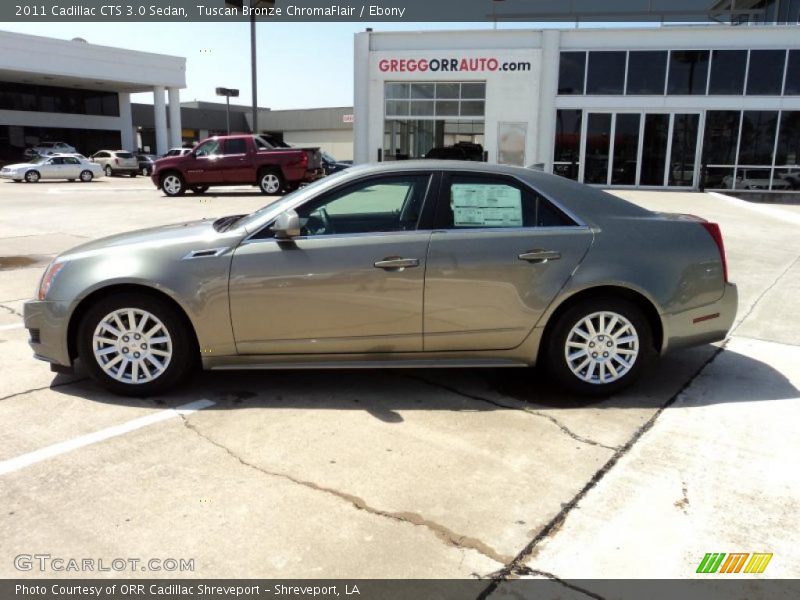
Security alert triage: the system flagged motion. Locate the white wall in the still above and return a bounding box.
[284,129,354,161]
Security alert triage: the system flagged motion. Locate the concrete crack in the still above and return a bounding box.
[476,338,729,593]
[498,567,607,600]
[732,254,800,333]
[0,304,23,318]
[0,378,88,403]
[179,413,511,566]
[406,375,618,451]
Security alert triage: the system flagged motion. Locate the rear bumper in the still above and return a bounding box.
[661,283,738,353]
[303,168,325,182]
[23,299,72,368]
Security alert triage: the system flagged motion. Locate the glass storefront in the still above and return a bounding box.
[382,82,486,161]
[0,125,122,165]
[553,108,800,190]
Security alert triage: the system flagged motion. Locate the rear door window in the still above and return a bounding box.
[223,139,248,155]
[436,174,575,229]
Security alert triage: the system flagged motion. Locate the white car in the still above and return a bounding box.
[90,150,140,177]
[23,141,77,158]
[722,169,791,190]
[1,154,104,183]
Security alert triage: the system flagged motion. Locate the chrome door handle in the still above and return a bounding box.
[518,249,561,263]
[374,257,420,271]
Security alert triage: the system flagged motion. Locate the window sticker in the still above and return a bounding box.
[451,183,523,227]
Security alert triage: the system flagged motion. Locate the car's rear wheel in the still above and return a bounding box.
[104,165,113,177]
[544,297,652,396]
[77,293,196,396]
[24,170,40,183]
[161,172,186,196]
[259,169,283,195]
[80,170,93,182]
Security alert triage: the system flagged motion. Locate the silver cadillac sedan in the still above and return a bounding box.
[24,162,737,396]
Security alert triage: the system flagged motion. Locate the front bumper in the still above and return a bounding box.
[661,282,738,353]
[23,299,72,368]
[0,171,20,179]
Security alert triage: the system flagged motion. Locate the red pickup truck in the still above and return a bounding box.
[151,134,324,196]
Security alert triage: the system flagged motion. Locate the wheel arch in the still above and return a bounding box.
[67,283,199,361]
[536,285,664,365]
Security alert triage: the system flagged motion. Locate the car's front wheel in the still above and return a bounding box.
[80,170,93,182]
[77,293,196,396]
[544,297,652,396]
[161,172,186,196]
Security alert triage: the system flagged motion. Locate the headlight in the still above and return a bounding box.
[37,261,65,300]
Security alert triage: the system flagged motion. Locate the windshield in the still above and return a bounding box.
[322,152,337,163]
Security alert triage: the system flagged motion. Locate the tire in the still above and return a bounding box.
[104,165,113,177]
[161,172,186,197]
[24,170,40,183]
[543,296,653,396]
[80,170,93,183]
[141,167,150,177]
[258,169,284,195]
[77,292,197,396]
[191,186,209,194]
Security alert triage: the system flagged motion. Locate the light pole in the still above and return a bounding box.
[225,1,275,135]
[215,87,240,135]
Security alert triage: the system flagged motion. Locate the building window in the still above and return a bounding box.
[611,114,641,185]
[586,51,626,95]
[0,81,119,116]
[584,113,612,184]
[739,111,779,165]
[783,50,800,95]
[553,110,582,180]
[703,111,741,166]
[776,111,800,165]
[384,82,485,119]
[746,50,786,95]
[558,52,586,95]
[667,51,710,95]
[626,51,667,95]
[708,50,747,95]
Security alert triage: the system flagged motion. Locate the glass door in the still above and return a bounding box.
[668,113,700,187]
[640,114,670,186]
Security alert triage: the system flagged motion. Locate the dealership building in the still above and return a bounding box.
[0,29,186,163]
[354,25,800,190]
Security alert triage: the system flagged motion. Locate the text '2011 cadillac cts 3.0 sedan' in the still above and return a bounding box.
[24,162,737,396]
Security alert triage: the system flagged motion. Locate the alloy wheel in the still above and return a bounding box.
[564,311,639,385]
[92,308,173,384]
[162,175,183,195]
[261,173,280,194]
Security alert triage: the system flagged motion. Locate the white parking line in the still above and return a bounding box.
[708,192,800,226]
[0,323,24,331]
[0,399,215,476]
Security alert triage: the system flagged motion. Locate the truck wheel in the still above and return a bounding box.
[259,169,283,195]
[161,173,186,196]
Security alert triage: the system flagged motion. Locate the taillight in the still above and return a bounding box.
[299,152,308,168]
[701,221,728,283]
[114,158,120,166]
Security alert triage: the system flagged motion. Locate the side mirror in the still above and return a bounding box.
[271,209,301,239]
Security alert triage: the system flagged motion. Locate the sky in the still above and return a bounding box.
[0,21,650,110]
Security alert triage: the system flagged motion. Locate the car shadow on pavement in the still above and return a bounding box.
[50,343,799,423]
